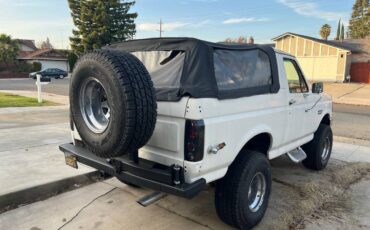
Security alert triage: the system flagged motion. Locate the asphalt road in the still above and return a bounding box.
[332,103,370,141]
[1,78,369,141]
[0,78,70,96]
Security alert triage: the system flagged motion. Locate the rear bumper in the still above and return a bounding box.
[59,143,206,198]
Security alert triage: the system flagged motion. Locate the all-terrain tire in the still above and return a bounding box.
[302,124,333,170]
[70,50,157,157]
[215,150,271,230]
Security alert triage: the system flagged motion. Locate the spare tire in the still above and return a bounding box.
[70,50,157,157]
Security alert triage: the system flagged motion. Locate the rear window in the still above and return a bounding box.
[131,51,185,89]
[213,49,272,91]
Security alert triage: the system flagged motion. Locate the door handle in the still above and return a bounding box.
[289,99,296,105]
[303,93,310,98]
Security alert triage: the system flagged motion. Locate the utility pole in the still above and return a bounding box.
[157,19,164,38]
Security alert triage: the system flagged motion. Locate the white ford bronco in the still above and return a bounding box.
[60,38,333,229]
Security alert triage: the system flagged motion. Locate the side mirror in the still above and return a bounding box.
[312,82,323,94]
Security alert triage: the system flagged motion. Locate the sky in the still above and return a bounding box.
[0,0,354,49]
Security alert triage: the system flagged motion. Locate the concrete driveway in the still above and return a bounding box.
[1,156,369,230]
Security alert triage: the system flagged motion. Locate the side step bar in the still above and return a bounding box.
[287,147,307,163]
[137,191,167,207]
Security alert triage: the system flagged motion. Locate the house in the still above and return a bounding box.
[16,39,69,72]
[272,32,370,83]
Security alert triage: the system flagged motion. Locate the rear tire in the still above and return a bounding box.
[70,50,157,157]
[302,124,333,170]
[215,150,271,230]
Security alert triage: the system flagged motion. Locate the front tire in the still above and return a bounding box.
[215,150,271,230]
[302,124,333,170]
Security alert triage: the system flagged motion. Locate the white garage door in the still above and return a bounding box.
[38,60,69,72]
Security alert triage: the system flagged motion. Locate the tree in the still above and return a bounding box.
[68,52,78,72]
[320,24,331,40]
[340,24,345,40]
[335,19,341,40]
[224,36,251,43]
[39,37,53,49]
[68,0,137,54]
[349,0,370,39]
[0,33,19,68]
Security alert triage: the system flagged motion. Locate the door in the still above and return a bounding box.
[283,58,311,143]
[43,69,52,77]
[50,69,58,77]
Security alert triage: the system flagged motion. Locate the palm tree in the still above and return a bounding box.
[320,24,331,40]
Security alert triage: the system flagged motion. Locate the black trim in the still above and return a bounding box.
[105,37,280,101]
[59,143,206,198]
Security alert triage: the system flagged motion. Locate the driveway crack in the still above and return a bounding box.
[338,85,366,99]
[57,187,116,230]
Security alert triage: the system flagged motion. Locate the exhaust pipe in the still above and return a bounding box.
[137,191,167,207]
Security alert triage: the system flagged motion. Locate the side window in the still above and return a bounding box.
[213,49,272,90]
[283,59,308,93]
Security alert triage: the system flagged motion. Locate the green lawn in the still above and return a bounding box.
[0,93,58,108]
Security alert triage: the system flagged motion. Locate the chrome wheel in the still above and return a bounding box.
[321,137,330,160]
[80,77,110,133]
[248,172,266,212]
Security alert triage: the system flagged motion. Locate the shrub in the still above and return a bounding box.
[15,61,33,73]
[32,62,42,72]
[68,52,78,72]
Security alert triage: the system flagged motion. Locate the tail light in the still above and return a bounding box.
[184,119,205,162]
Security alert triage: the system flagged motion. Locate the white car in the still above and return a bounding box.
[60,38,333,230]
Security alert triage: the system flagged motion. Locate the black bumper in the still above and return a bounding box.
[59,143,206,198]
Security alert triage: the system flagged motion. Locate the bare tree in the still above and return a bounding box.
[39,37,54,49]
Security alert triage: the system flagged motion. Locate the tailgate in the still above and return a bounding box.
[139,97,189,167]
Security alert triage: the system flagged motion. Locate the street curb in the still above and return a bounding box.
[334,135,370,148]
[0,171,108,214]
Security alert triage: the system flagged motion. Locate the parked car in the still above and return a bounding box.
[60,38,333,230]
[29,68,68,79]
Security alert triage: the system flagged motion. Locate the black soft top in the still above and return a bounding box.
[105,37,279,101]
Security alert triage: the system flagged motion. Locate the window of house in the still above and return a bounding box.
[283,59,308,93]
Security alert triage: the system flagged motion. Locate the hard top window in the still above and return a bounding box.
[213,49,272,91]
[283,59,308,93]
[131,50,185,89]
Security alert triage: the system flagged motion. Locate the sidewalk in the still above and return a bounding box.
[331,140,370,162]
[0,107,95,213]
[324,83,370,107]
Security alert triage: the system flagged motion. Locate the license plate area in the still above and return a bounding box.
[65,153,78,169]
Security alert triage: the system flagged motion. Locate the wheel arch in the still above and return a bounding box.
[320,113,331,126]
[233,128,273,162]
[240,132,272,156]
